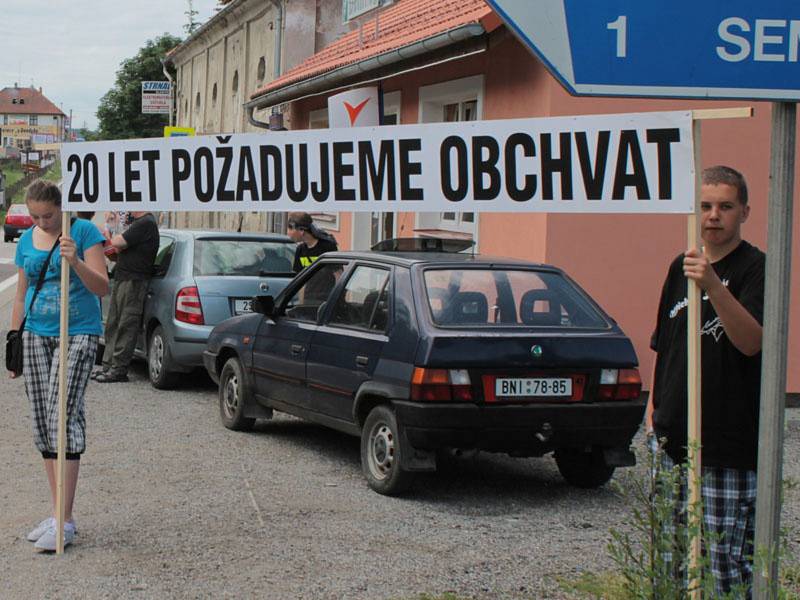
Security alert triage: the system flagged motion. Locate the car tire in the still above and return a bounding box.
[555,447,615,489]
[360,405,413,495]
[219,357,255,431]
[148,325,178,390]
[4,235,11,243]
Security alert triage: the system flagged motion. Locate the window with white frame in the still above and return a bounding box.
[342,0,392,21]
[30,115,38,126]
[417,75,484,238]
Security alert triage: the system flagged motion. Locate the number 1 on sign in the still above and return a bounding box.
[607,15,627,58]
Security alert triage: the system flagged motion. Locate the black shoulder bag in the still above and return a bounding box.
[5,236,61,375]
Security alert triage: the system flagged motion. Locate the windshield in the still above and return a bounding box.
[423,268,609,328]
[194,239,295,276]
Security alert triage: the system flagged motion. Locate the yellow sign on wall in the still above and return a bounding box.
[0,124,58,139]
[164,126,195,137]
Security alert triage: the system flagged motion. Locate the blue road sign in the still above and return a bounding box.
[485,0,800,101]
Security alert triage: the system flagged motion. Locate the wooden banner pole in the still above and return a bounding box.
[55,210,70,555]
[685,107,753,593]
[686,119,703,597]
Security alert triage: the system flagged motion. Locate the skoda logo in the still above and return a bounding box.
[531,345,543,358]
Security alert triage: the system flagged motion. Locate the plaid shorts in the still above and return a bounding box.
[22,331,97,455]
[650,435,757,597]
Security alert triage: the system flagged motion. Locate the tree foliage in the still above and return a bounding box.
[96,34,182,140]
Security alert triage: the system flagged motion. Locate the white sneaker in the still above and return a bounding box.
[26,518,55,542]
[27,518,77,542]
[34,522,76,552]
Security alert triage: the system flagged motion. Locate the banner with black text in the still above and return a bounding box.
[61,111,695,213]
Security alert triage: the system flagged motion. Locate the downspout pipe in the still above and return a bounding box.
[161,59,174,127]
[248,0,284,130]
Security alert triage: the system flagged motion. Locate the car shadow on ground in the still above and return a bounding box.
[244,416,623,512]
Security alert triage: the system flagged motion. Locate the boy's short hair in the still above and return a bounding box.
[702,165,748,205]
[25,179,61,206]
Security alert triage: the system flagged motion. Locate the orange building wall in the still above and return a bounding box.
[287,31,799,392]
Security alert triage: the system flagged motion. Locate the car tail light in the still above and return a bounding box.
[175,286,204,325]
[598,368,642,400]
[411,368,473,402]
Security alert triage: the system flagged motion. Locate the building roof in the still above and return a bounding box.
[249,0,495,101]
[0,86,65,116]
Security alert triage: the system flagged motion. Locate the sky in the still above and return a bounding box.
[1,0,221,131]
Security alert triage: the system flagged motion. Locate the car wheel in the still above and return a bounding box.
[360,405,413,495]
[219,357,255,431]
[4,235,10,243]
[555,447,616,489]
[148,325,177,389]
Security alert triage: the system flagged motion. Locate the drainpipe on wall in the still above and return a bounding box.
[247,0,283,130]
[161,59,174,127]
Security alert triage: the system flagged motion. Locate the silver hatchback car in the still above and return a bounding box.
[105,229,296,389]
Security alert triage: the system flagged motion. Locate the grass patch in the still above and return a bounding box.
[558,571,628,599]
[399,594,475,600]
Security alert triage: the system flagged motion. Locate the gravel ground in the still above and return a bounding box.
[1,288,798,599]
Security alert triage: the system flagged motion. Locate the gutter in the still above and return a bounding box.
[245,22,486,119]
[248,0,284,130]
[161,60,175,127]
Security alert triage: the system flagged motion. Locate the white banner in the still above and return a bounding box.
[60,111,695,213]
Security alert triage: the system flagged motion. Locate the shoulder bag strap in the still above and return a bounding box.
[19,235,62,332]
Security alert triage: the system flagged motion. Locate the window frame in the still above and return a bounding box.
[325,263,392,333]
[280,260,351,324]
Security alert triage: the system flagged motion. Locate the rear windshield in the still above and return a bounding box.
[8,204,28,215]
[423,268,609,329]
[194,239,295,276]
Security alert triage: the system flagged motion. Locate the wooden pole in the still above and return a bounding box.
[683,107,752,594]
[55,210,70,554]
[687,119,703,598]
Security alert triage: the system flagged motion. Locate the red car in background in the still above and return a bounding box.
[4,204,34,242]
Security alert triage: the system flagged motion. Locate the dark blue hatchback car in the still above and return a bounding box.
[203,250,646,495]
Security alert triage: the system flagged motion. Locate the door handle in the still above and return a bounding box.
[291,344,304,356]
[356,355,369,367]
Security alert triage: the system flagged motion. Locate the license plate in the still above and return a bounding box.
[234,298,253,315]
[495,377,572,397]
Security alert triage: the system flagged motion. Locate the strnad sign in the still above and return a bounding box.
[61,110,694,213]
[485,0,800,101]
[142,81,171,114]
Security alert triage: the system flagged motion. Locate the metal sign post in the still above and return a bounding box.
[754,101,796,598]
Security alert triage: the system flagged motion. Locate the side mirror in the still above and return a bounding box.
[252,295,275,316]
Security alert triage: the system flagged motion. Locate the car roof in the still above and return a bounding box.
[159,229,293,243]
[321,250,562,272]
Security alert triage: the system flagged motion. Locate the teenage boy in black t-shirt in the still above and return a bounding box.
[287,211,338,274]
[646,165,765,596]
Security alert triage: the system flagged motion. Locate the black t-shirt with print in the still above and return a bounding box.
[650,240,765,470]
[115,213,159,281]
[292,237,338,274]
